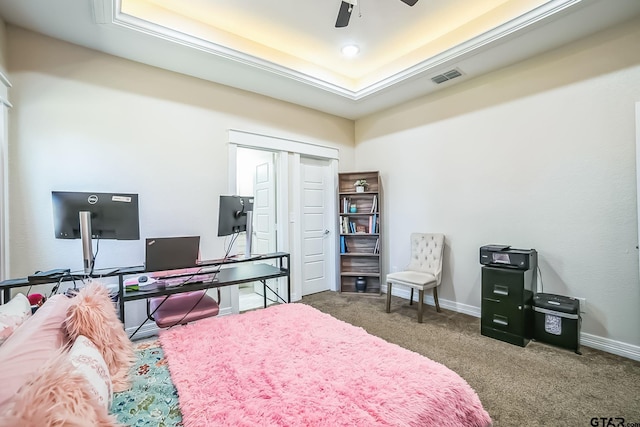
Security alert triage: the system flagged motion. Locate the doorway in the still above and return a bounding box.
[228,129,339,306]
[236,147,278,311]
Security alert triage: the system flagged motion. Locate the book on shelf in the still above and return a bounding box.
[374,238,380,254]
[340,235,347,253]
[343,197,353,214]
[341,216,350,234]
[370,195,377,213]
[340,216,352,234]
[370,213,378,234]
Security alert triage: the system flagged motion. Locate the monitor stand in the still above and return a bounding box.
[79,211,93,274]
[245,211,253,259]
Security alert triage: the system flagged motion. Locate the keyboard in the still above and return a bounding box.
[155,273,218,288]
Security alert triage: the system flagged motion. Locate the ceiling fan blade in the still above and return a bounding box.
[335,1,353,28]
[400,0,419,5]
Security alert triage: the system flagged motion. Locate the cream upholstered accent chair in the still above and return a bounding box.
[385,233,445,323]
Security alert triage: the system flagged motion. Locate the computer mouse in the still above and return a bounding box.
[138,275,148,283]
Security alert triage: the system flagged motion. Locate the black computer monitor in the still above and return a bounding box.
[51,191,140,240]
[217,195,254,237]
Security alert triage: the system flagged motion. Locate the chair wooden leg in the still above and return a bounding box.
[409,288,414,305]
[418,289,424,323]
[433,286,441,313]
[386,283,392,313]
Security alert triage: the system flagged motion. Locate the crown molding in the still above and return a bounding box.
[111,0,584,101]
[112,0,357,99]
[356,0,583,99]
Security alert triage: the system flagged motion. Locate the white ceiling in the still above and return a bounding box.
[0,0,639,119]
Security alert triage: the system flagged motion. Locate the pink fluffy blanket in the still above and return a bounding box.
[160,303,491,427]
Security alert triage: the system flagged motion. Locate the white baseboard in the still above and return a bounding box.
[580,333,640,361]
[383,286,640,362]
[126,323,160,341]
[220,306,233,315]
[385,286,481,318]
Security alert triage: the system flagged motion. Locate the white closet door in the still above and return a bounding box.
[301,157,332,296]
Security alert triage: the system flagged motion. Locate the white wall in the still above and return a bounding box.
[5,26,354,329]
[0,17,8,281]
[356,16,640,354]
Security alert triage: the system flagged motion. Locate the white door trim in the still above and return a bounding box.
[228,129,339,160]
[0,70,11,282]
[226,144,240,314]
[636,101,640,281]
[291,153,302,301]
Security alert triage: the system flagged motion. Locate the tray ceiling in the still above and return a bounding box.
[0,0,639,119]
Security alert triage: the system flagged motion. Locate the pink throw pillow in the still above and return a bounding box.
[0,348,120,427]
[0,294,74,409]
[65,283,134,392]
[0,293,32,345]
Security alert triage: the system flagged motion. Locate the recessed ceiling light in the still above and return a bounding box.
[341,44,359,57]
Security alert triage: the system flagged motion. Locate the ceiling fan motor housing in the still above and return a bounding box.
[335,0,416,28]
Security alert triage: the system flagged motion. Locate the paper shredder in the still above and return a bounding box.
[533,293,581,354]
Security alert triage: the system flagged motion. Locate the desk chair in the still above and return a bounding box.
[147,289,220,329]
[385,233,445,323]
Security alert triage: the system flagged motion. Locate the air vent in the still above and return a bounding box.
[431,68,463,84]
[443,69,462,79]
[431,75,449,84]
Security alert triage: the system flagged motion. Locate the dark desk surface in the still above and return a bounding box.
[120,253,290,334]
[0,252,290,288]
[122,263,287,302]
[0,252,290,306]
[95,252,290,278]
[0,277,35,287]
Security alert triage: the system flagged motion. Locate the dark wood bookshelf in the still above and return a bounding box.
[338,171,382,295]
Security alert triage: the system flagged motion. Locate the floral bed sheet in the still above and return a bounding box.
[110,339,183,427]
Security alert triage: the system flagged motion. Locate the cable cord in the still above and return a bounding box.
[49,270,72,298]
[89,237,100,276]
[537,265,544,293]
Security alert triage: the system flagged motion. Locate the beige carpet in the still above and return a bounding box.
[301,291,640,427]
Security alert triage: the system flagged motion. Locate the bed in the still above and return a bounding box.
[111,303,492,427]
[0,286,491,426]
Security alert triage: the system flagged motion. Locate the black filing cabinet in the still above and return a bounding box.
[481,266,536,347]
